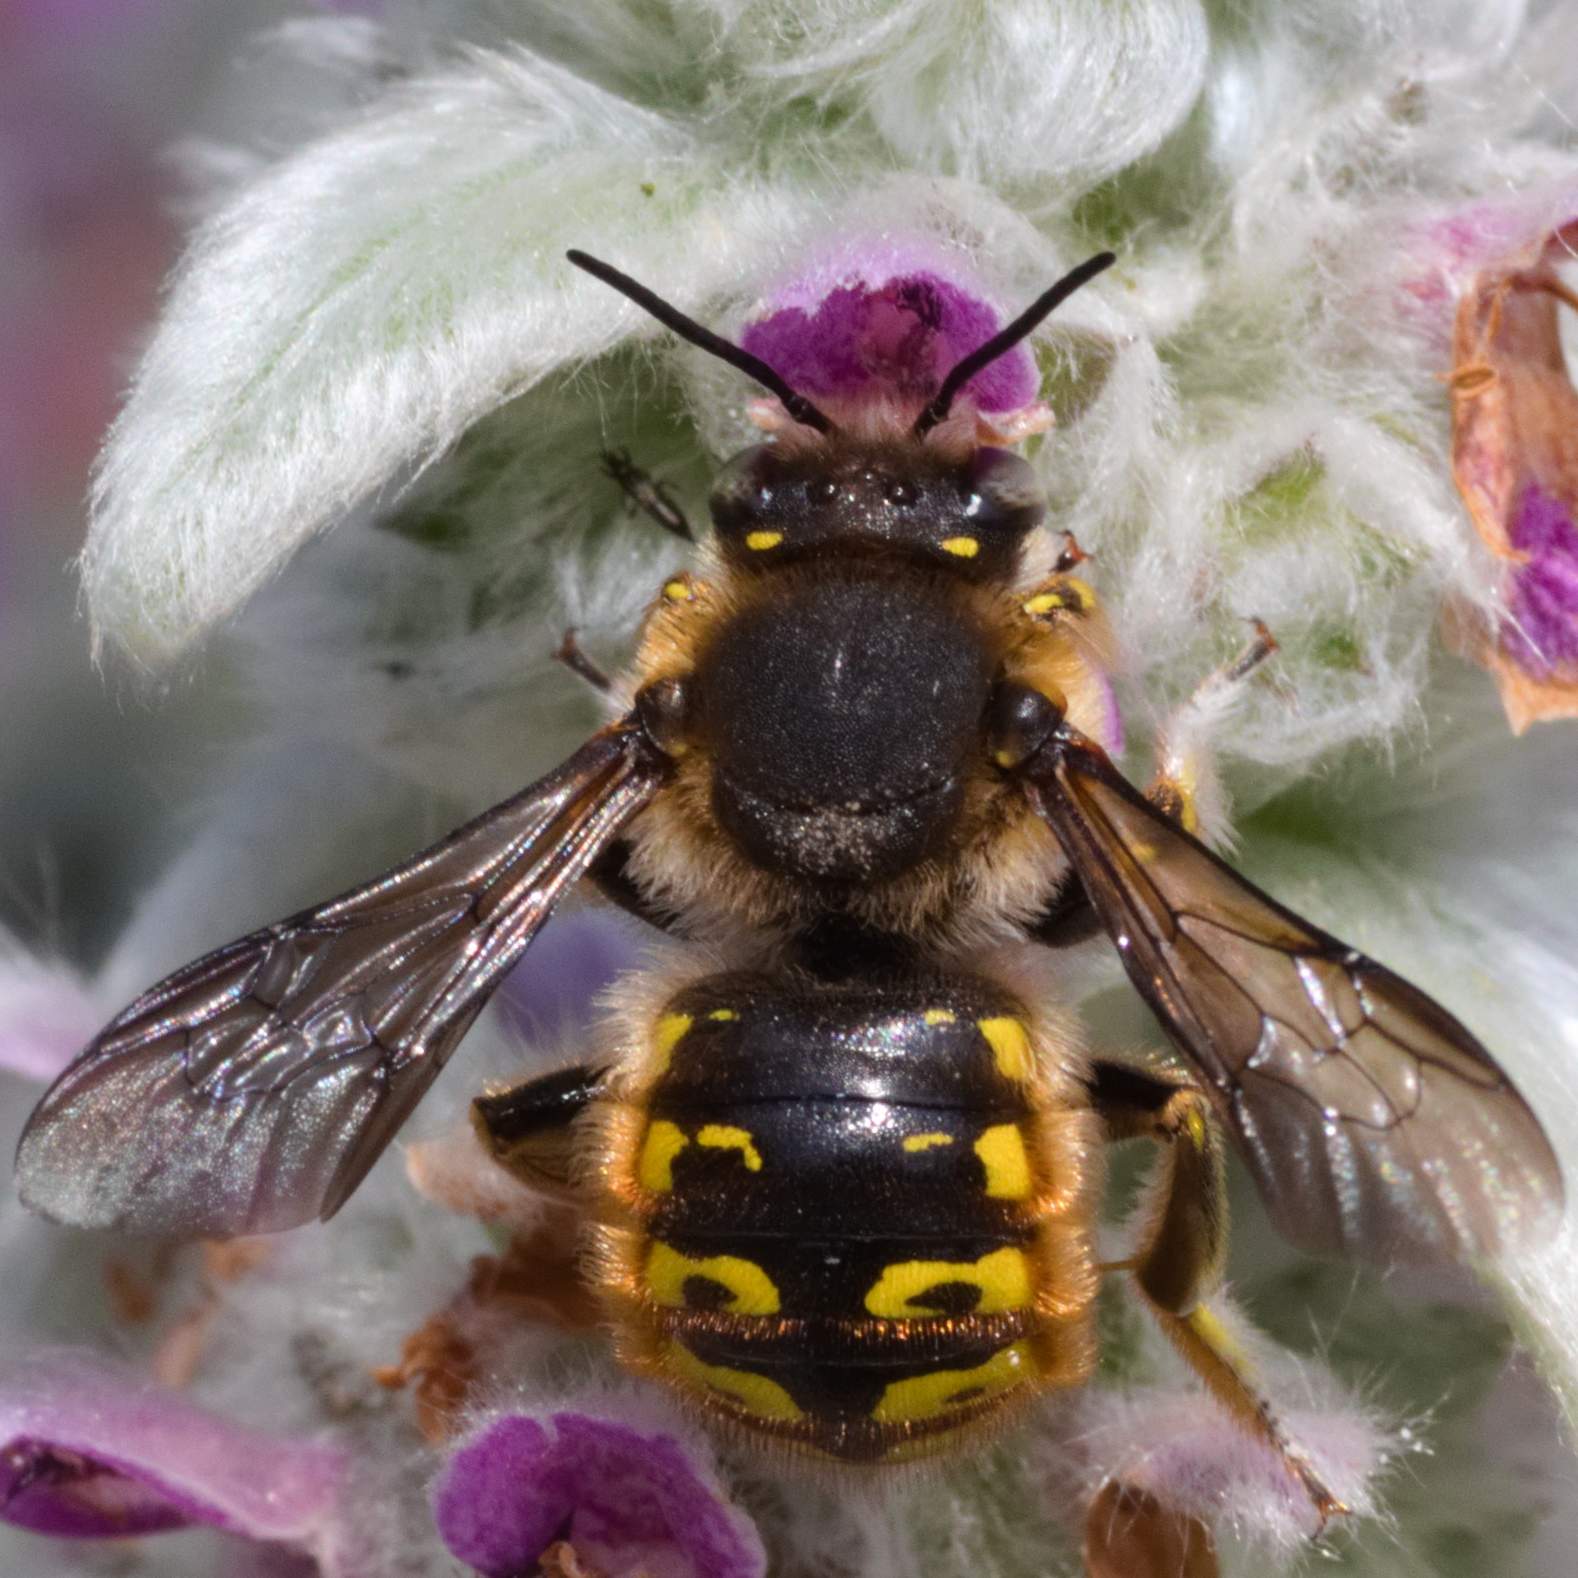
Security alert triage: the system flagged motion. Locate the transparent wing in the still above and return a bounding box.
[1026,724,1563,1266]
[16,722,665,1238]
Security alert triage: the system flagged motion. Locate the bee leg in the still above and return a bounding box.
[602,447,694,542]
[1019,532,1101,626]
[1146,619,1279,838]
[472,1063,608,1201]
[1090,1059,1348,1528]
[555,627,615,694]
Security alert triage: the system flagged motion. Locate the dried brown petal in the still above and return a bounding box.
[1083,1480,1219,1578]
[1449,223,1578,730]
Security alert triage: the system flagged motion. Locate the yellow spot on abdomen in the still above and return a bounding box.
[872,1342,1034,1425]
[923,1007,956,1026]
[974,1123,1033,1200]
[646,1242,781,1315]
[707,1008,739,1022]
[662,577,694,603]
[1183,1104,1209,1151]
[697,1124,762,1171]
[665,1341,802,1421]
[745,530,783,551]
[637,1120,689,1192]
[977,1017,1032,1080]
[650,1012,694,1075]
[903,1132,954,1153]
[940,536,979,558]
[864,1247,1033,1317]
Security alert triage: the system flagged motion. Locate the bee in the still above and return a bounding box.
[16,248,1561,1508]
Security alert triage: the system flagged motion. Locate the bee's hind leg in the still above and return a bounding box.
[1089,1058,1348,1529]
[473,1062,609,1201]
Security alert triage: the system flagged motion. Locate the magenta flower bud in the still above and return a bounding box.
[432,1407,766,1578]
[740,238,1040,425]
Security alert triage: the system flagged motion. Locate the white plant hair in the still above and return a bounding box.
[10,0,1578,1573]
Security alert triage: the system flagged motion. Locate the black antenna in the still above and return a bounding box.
[912,251,1117,438]
[567,250,835,435]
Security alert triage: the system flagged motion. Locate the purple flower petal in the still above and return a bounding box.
[1501,483,1578,678]
[433,1409,765,1578]
[0,1351,343,1545]
[496,909,641,1046]
[741,238,1039,416]
[0,954,100,1082]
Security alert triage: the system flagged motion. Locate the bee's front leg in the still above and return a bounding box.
[1018,531,1101,626]
[602,448,694,542]
[1089,1058,1347,1530]
[1145,619,1279,841]
[555,627,616,694]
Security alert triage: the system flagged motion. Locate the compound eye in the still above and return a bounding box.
[964,448,1045,538]
[708,445,783,538]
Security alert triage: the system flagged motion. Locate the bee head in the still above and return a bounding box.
[566,247,1115,581]
[708,440,1044,581]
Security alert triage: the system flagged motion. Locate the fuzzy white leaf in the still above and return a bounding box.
[86,46,816,671]
[687,0,1210,193]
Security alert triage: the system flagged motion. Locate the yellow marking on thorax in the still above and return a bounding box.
[864,1247,1032,1317]
[974,1123,1033,1199]
[745,529,783,551]
[940,536,979,558]
[707,1008,739,1022]
[903,1132,954,1153]
[650,1012,694,1076]
[661,577,695,603]
[637,1120,689,1192]
[872,1341,1034,1425]
[977,1017,1032,1081]
[696,1124,763,1170]
[923,1007,957,1026]
[1183,1104,1209,1151]
[664,1341,802,1421]
[646,1242,781,1315]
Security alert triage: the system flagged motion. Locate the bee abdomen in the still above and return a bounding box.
[594,972,1099,1464]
